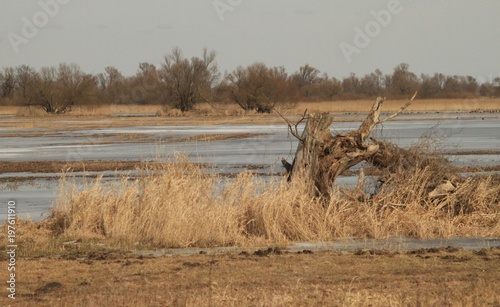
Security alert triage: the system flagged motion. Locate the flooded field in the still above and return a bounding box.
[1,113,499,222]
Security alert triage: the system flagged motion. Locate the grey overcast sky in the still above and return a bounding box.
[1,0,499,81]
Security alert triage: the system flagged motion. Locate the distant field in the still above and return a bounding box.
[1,98,499,117]
[294,97,500,113]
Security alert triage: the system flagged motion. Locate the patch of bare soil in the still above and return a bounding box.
[0,131,65,138]
[2,247,499,306]
[0,160,145,174]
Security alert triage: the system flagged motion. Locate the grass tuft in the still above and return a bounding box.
[37,153,500,249]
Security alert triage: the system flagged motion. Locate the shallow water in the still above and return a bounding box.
[0,180,59,221]
[1,118,499,163]
[133,237,500,257]
[1,116,499,222]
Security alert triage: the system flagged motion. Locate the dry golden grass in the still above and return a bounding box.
[2,97,499,118]
[292,97,500,114]
[0,247,499,306]
[0,105,22,115]
[14,106,48,117]
[37,154,499,250]
[65,104,163,116]
[48,158,245,247]
[2,103,245,117]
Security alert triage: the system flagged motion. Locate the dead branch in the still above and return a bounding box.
[379,91,417,124]
[275,108,308,142]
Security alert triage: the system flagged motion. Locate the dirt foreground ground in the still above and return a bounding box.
[1,246,499,306]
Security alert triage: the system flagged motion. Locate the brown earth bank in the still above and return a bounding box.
[0,247,499,306]
[2,158,499,183]
[0,160,145,174]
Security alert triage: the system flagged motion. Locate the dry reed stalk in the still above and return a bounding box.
[292,98,500,114]
[44,154,499,247]
[4,97,499,118]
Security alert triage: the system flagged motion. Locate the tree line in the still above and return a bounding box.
[1,47,499,114]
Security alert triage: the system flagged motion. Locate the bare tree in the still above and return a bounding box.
[96,66,127,104]
[31,63,95,114]
[225,62,293,113]
[479,82,494,97]
[494,77,500,96]
[419,73,444,98]
[359,69,385,96]
[160,47,219,112]
[342,73,361,94]
[138,62,156,76]
[311,75,343,100]
[463,76,479,94]
[0,67,16,98]
[390,63,419,96]
[97,66,124,91]
[14,65,37,104]
[443,76,463,94]
[128,62,165,104]
[291,64,321,98]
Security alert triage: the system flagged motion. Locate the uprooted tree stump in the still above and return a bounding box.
[280,93,417,199]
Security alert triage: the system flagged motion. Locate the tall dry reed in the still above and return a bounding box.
[48,156,500,248]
